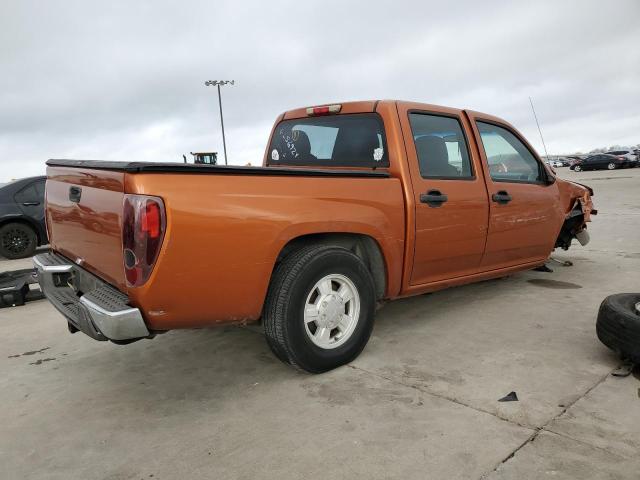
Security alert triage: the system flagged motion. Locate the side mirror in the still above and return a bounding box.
[542,164,556,185]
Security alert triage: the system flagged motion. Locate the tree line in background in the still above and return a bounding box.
[575,143,640,155]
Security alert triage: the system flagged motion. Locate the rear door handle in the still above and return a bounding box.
[420,190,448,208]
[492,190,512,204]
[69,186,82,203]
[22,201,40,206]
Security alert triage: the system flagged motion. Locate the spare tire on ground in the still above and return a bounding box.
[596,293,640,363]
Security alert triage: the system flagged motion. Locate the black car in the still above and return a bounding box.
[569,154,627,172]
[0,176,47,259]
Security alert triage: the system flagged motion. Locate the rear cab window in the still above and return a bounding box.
[267,114,388,168]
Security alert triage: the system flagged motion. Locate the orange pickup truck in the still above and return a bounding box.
[34,100,595,372]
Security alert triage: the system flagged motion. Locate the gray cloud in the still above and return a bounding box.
[1,0,639,180]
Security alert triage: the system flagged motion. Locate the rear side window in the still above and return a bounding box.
[14,183,39,204]
[476,122,543,183]
[408,113,473,178]
[268,114,388,168]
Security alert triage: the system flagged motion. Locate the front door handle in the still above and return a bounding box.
[492,190,512,204]
[22,201,40,206]
[420,190,448,208]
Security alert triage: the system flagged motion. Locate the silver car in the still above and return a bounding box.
[606,150,638,167]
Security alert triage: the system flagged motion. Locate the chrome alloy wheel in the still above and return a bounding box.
[303,274,361,349]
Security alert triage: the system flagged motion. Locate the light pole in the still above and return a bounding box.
[205,80,234,165]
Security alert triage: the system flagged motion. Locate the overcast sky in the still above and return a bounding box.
[1,0,639,181]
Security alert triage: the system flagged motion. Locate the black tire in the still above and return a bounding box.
[596,293,640,363]
[607,162,616,170]
[263,244,376,373]
[0,222,37,259]
[574,165,582,172]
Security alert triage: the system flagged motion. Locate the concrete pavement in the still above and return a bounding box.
[1,167,639,479]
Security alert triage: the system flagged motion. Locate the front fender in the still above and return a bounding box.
[555,179,597,249]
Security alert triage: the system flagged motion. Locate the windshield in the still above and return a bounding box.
[268,114,388,168]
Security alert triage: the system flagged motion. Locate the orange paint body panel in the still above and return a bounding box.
[46,167,126,290]
[124,173,405,329]
[44,100,595,333]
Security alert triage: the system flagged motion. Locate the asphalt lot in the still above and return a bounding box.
[1,167,640,479]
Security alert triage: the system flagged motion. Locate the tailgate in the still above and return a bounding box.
[46,166,126,290]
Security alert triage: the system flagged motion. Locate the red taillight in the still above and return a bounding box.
[122,194,166,287]
[306,104,342,116]
[142,201,161,238]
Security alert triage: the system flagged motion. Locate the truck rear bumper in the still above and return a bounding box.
[33,252,150,342]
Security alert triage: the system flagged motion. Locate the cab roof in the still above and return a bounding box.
[282,100,502,124]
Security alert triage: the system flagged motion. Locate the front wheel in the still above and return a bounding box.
[607,162,616,170]
[0,222,37,259]
[263,245,376,373]
[573,165,582,172]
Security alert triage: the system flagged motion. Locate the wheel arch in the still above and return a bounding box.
[274,232,388,300]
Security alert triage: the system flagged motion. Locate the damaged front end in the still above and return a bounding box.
[555,182,597,250]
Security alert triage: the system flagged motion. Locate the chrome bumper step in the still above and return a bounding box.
[33,252,150,341]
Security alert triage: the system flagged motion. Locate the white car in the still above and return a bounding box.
[547,160,564,168]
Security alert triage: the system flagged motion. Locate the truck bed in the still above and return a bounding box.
[44,160,405,330]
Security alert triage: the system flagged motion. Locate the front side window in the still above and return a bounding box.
[477,122,543,183]
[268,114,388,168]
[408,113,473,179]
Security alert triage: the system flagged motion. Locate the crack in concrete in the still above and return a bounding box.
[542,428,627,460]
[345,360,621,478]
[236,306,627,473]
[346,364,535,430]
[479,365,620,478]
[479,430,539,480]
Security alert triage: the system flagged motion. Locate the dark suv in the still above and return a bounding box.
[0,176,47,259]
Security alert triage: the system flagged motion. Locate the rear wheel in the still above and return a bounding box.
[263,244,376,373]
[607,162,616,170]
[0,223,37,259]
[573,165,582,172]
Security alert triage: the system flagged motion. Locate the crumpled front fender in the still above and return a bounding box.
[555,179,597,249]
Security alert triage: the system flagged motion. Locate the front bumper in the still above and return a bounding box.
[33,252,150,342]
